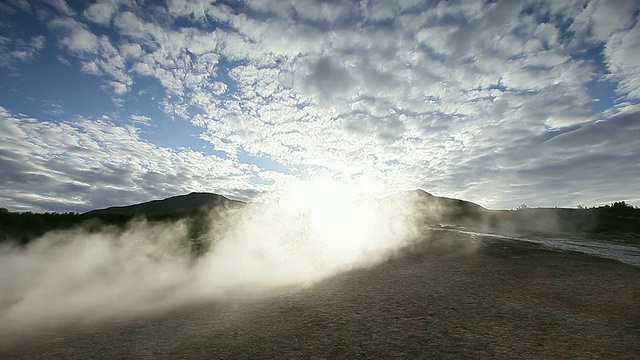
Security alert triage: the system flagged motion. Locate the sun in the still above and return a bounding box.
[287,179,361,231]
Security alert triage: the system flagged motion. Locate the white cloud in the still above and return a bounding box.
[540,0,640,100]
[48,17,99,53]
[42,0,75,16]
[0,35,45,69]
[83,0,129,25]
[570,0,638,43]
[48,16,135,94]
[298,56,356,101]
[7,0,31,13]
[129,114,152,125]
[0,107,261,212]
[604,21,640,98]
[2,0,640,210]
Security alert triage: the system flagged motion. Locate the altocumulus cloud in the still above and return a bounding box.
[0,107,262,212]
[0,0,639,211]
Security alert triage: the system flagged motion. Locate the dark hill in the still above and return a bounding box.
[1,190,638,246]
[84,192,244,216]
[388,189,488,226]
[388,191,640,241]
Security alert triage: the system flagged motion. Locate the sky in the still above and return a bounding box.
[0,0,639,213]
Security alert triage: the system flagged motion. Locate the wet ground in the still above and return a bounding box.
[1,231,639,359]
[440,226,640,267]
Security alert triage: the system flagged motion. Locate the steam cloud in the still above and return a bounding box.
[0,185,425,337]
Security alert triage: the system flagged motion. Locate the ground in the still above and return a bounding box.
[1,232,639,359]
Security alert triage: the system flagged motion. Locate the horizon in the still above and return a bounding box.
[1,0,639,212]
[2,187,637,214]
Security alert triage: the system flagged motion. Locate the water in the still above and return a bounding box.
[435,226,640,267]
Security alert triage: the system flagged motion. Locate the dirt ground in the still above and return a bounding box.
[1,233,639,359]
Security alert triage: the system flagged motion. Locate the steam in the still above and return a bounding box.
[0,182,426,337]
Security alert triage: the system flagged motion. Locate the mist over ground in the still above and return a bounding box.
[0,184,438,337]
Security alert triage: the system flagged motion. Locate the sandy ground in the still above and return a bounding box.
[1,232,639,359]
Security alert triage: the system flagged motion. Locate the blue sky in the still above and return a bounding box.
[0,0,639,212]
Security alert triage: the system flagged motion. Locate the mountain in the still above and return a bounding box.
[82,189,489,228]
[388,189,488,226]
[387,190,640,239]
[2,190,638,247]
[84,192,244,216]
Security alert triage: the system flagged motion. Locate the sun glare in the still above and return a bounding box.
[288,179,362,231]
[200,178,417,289]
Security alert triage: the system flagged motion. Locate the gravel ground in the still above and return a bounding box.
[1,233,639,359]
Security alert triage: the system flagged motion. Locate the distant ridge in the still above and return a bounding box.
[1,190,639,246]
[390,189,488,225]
[412,189,486,212]
[84,192,244,216]
[77,189,640,240]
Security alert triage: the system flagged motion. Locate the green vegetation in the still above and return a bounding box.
[0,193,245,256]
[404,190,640,244]
[0,207,224,256]
[0,211,83,245]
[491,201,640,244]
